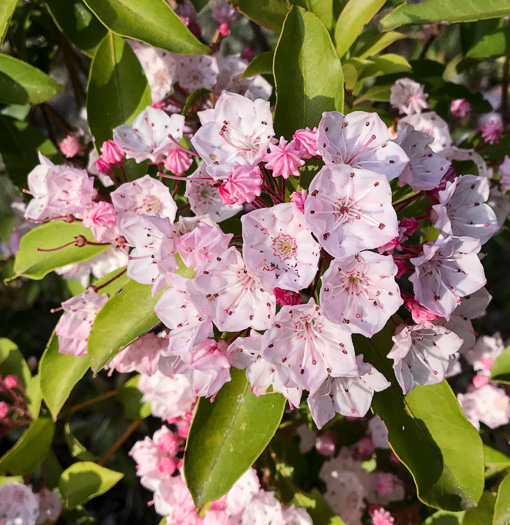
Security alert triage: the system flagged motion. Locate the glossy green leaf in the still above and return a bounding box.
[118,375,151,420]
[45,0,107,57]
[484,445,510,477]
[466,27,510,58]
[0,415,54,476]
[12,221,110,280]
[0,54,64,105]
[462,491,496,524]
[334,0,386,58]
[87,32,151,148]
[0,115,60,188]
[233,0,291,33]
[356,324,484,511]
[357,53,411,80]
[189,0,210,12]
[423,510,463,524]
[59,461,124,508]
[490,345,510,384]
[356,30,406,59]
[39,335,90,420]
[184,368,286,506]
[0,0,17,44]
[309,0,348,32]
[241,51,274,79]
[88,279,163,372]
[289,488,345,524]
[494,471,510,525]
[0,476,24,487]
[274,6,344,139]
[82,0,209,55]
[381,0,510,31]
[65,423,96,461]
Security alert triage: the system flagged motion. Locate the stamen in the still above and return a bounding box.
[168,135,201,157]
[347,134,377,164]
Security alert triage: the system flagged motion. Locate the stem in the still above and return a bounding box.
[95,268,127,292]
[59,389,119,419]
[98,418,143,466]
[120,165,128,183]
[37,241,75,252]
[502,56,509,122]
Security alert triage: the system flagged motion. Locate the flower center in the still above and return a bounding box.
[271,234,297,261]
[139,195,162,216]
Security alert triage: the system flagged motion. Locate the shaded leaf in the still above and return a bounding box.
[357,53,412,80]
[241,51,274,79]
[494,471,510,525]
[118,375,151,420]
[233,0,291,33]
[462,491,495,524]
[65,423,96,461]
[484,445,510,477]
[184,368,286,506]
[490,345,510,384]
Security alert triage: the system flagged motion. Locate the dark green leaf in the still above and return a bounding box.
[87,279,163,372]
[462,491,496,524]
[494,471,510,525]
[381,0,510,31]
[0,115,60,188]
[357,53,411,80]
[118,375,151,420]
[233,0,291,33]
[0,0,17,44]
[484,445,510,477]
[82,0,209,55]
[466,26,510,58]
[0,415,54,476]
[184,368,286,506]
[12,221,110,280]
[241,51,274,79]
[59,461,123,508]
[490,345,510,384]
[45,0,108,57]
[65,423,96,461]
[0,54,64,105]
[334,0,386,58]
[274,6,344,139]
[189,0,210,13]
[87,32,151,148]
[356,324,485,511]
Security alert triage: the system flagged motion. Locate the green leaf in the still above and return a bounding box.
[356,30,406,59]
[87,279,163,372]
[39,335,90,420]
[490,345,510,384]
[334,0,386,58]
[65,423,96,461]
[0,54,64,105]
[356,324,484,511]
[290,488,345,524]
[82,0,209,55]
[45,0,108,57]
[0,0,17,44]
[0,338,41,416]
[0,415,54,476]
[423,510,464,524]
[59,461,123,508]
[184,367,286,506]
[274,6,344,139]
[462,491,496,525]
[357,53,411,80]
[12,221,110,280]
[0,476,24,487]
[189,0,210,13]
[241,51,274,79]
[484,445,510,477]
[494,471,510,525]
[87,32,151,148]
[380,0,510,31]
[466,26,510,58]
[233,0,291,33]
[118,375,151,420]
[0,115,60,188]
[309,0,348,32]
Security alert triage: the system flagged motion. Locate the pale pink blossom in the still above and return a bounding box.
[480,113,504,144]
[0,482,39,525]
[405,298,438,323]
[390,78,429,115]
[317,111,409,181]
[111,174,177,221]
[369,416,390,449]
[175,55,219,92]
[153,475,200,522]
[0,401,8,418]
[218,163,263,205]
[398,111,452,152]
[316,430,338,457]
[163,147,193,175]
[451,99,471,118]
[242,202,321,292]
[463,333,504,376]
[260,299,358,392]
[82,201,118,243]
[55,290,108,357]
[472,374,489,389]
[357,437,375,457]
[320,251,403,337]
[187,247,276,332]
[59,135,84,158]
[265,137,305,178]
[370,507,395,525]
[458,384,510,429]
[213,4,237,25]
[388,322,463,394]
[290,189,307,213]
[304,165,398,260]
[101,140,124,166]
[113,106,185,164]
[36,488,62,525]
[409,234,486,318]
[499,155,510,191]
[293,127,318,158]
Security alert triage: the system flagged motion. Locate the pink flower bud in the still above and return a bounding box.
[376,472,395,495]
[101,140,124,166]
[219,163,263,205]
[274,288,303,306]
[394,258,408,278]
[218,22,230,37]
[4,375,17,389]
[189,22,202,38]
[399,217,419,236]
[451,99,471,119]
[265,137,305,178]
[157,433,181,454]
[290,190,307,214]
[315,430,338,457]
[241,47,254,61]
[82,201,117,229]
[473,374,489,389]
[59,135,83,158]
[292,127,318,158]
[357,437,375,457]
[0,401,8,419]
[95,157,113,176]
[178,424,190,438]
[163,148,193,175]
[158,456,178,475]
[481,114,504,144]
[405,298,438,323]
[479,357,495,371]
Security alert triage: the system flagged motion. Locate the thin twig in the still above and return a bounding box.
[98,419,144,466]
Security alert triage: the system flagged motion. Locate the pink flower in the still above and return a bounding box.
[83,201,116,229]
[241,47,254,61]
[405,298,438,323]
[59,135,83,158]
[293,127,318,158]
[274,288,303,306]
[480,113,504,144]
[451,99,471,118]
[0,482,39,525]
[218,163,263,205]
[458,384,510,429]
[473,374,489,389]
[397,111,452,152]
[357,437,375,457]
[376,473,395,495]
[55,290,108,357]
[213,4,237,25]
[290,189,307,213]
[4,375,17,389]
[399,216,419,236]
[499,156,510,191]
[390,78,429,115]
[101,140,124,166]
[316,430,338,457]
[242,202,321,292]
[0,401,8,419]
[36,488,63,524]
[95,157,113,176]
[370,507,395,525]
[163,148,192,175]
[265,137,305,178]
[218,22,230,36]
[395,258,408,278]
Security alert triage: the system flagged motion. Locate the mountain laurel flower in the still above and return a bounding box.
[218,163,263,205]
[101,140,125,166]
[0,482,39,525]
[320,251,403,337]
[290,189,308,213]
[242,202,321,292]
[398,111,453,153]
[265,137,305,178]
[390,78,429,115]
[55,290,108,357]
[293,127,318,158]
[163,148,193,175]
[317,110,409,181]
[480,113,504,145]
[499,155,510,191]
[59,135,84,158]
[274,288,303,306]
[451,99,471,118]
[388,322,463,394]
[305,165,398,260]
